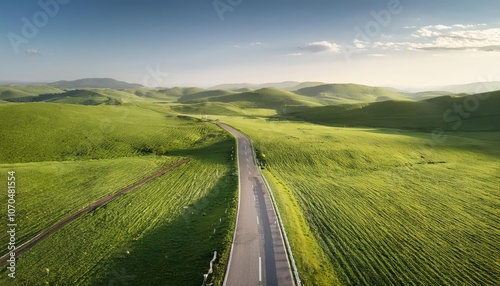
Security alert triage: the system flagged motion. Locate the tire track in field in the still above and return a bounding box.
[0,158,190,266]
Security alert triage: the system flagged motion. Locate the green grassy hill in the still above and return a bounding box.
[171,102,248,116]
[0,103,238,285]
[287,81,325,91]
[409,90,455,100]
[1,88,148,105]
[295,83,412,104]
[439,81,500,94]
[178,89,236,102]
[126,88,179,101]
[201,88,322,113]
[157,87,205,97]
[0,86,64,100]
[233,87,254,92]
[224,117,499,286]
[49,78,142,89]
[295,91,500,131]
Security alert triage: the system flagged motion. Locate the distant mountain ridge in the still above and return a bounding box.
[209,81,325,91]
[437,81,500,94]
[49,78,142,89]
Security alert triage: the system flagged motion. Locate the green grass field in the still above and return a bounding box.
[2,83,499,285]
[0,103,238,285]
[224,117,500,285]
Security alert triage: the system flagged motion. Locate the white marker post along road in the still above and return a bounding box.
[218,123,294,286]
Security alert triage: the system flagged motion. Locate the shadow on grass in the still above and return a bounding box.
[282,115,500,159]
[168,138,237,162]
[93,148,238,286]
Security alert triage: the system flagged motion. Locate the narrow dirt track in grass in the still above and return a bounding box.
[0,158,190,266]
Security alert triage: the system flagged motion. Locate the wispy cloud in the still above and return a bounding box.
[348,24,500,53]
[285,52,303,57]
[300,41,341,53]
[249,42,264,47]
[233,42,266,49]
[25,49,40,55]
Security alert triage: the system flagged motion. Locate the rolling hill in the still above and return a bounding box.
[199,88,322,113]
[209,81,325,91]
[1,88,149,105]
[49,78,142,89]
[157,87,205,97]
[125,87,205,101]
[35,89,122,105]
[295,83,412,105]
[438,81,500,94]
[178,89,236,102]
[294,91,500,131]
[0,86,64,100]
[408,90,455,101]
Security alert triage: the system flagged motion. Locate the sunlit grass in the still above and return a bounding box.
[225,117,500,285]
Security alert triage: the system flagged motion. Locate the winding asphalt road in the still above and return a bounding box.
[218,123,294,286]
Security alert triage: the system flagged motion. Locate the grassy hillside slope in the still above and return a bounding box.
[178,89,236,102]
[0,86,64,100]
[224,117,499,286]
[0,103,238,285]
[204,88,322,112]
[49,78,141,89]
[295,91,500,131]
[295,83,412,104]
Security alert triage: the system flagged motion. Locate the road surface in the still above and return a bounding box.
[218,123,294,286]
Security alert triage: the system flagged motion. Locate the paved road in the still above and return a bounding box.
[218,123,294,286]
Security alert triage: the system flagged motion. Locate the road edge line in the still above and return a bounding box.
[247,134,301,286]
[260,171,301,286]
[218,123,242,286]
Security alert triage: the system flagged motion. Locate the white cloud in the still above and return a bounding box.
[352,24,500,53]
[249,42,264,47]
[300,41,341,53]
[412,24,490,38]
[25,49,40,55]
[412,28,442,38]
[429,24,453,30]
[369,54,386,57]
[233,42,265,49]
[452,23,487,29]
[428,28,500,51]
[285,52,303,57]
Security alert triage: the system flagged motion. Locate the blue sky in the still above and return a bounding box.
[1,0,500,88]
